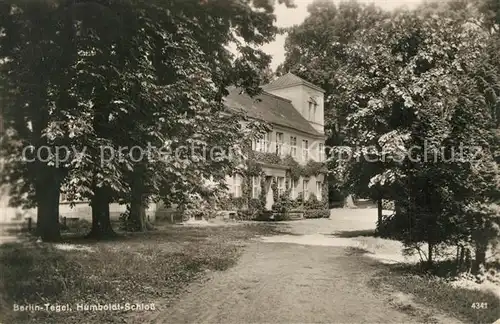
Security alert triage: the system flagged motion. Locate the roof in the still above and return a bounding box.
[263,72,325,93]
[224,87,323,137]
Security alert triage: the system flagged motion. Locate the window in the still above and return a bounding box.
[318,143,324,162]
[252,176,261,198]
[291,179,298,198]
[290,136,297,157]
[308,101,313,120]
[254,137,263,152]
[277,177,285,195]
[314,103,318,122]
[302,140,309,161]
[276,132,284,156]
[316,181,322,201]
[303,179,309,200]
[254,132,271,153]
[233,175,242,198]
[264,132,271,153]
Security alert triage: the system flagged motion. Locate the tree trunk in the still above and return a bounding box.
[456,245,461,274]
[473,242,487,274]
[345,194,356,208]
[427,242,434,268]
[377,199,383,225]
[87,186,116,239]
[394,200,402,216]
[458,245,465,272]
[128,165,148,231]
[35,167,62,242]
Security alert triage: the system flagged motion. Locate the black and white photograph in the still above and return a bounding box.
[0,0,499,323]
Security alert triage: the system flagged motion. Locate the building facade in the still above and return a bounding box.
[0,73,328,226]
[220,73,328,219]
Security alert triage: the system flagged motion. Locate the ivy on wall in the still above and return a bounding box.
[217,147,329,219]
[249,150,327,180]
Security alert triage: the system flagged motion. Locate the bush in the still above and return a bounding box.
[272,194,292,213]
[294,192,304,207]
[248,198,263,211]
[255,210,273,221]
[376,212,403,240]
[304,209,330,219]
[232,197,246,209]
[237,210,253,220]
[272,212,290,221]
[218,195,246,210]
[304,194,324,210]
[181,194,215,221]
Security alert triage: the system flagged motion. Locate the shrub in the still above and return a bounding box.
[255,210,273,221]
[272,194,292,213]
[305,194,324,209]
[232,197,246,209]
[292,192,304,208]
[248,198,263,212]
[304,209,330,219]
[237,210,253,220]
[216,194,247,210]
[376,212,402,239]
[272,212,290,221]
[181,194,215,221]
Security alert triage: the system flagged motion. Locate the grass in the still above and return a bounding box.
[370,263,500,324]
[0,222,287,324]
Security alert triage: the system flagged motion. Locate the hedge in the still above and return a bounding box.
[303,209,330,219]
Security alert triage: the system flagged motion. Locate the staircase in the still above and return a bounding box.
[287,212,304,221]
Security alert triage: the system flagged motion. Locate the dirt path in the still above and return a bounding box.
[141,242,419,324]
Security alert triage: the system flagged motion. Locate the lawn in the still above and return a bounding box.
[369,263,500,324]
[0,222,287,324]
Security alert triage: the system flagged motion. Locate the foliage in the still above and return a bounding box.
[253,151,282,165]
[294,192,304,207]
[282,0,500,268]
[181,193,215,221]
[248,198,263,212]
[0,0,296,239]
[303,209,330,219]
[272,191,293,213]
[304,193,324,210]
[279,0,389,139]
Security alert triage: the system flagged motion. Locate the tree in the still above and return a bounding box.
[280,0,388,141]
[281,0,499,268]
[278,0,390,212]
[0,0,295,240]
[342,5,499,268]
[0,0,95,241]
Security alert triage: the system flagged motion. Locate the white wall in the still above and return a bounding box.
[266,85,325,134]
[255,124,325,165]
[0,184,157,225]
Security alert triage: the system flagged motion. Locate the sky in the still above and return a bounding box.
[263,0,425,70]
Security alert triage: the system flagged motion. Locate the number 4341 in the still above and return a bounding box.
[471,302,488,309]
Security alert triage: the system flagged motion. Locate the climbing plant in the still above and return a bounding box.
[218,144,329,220]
